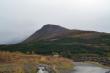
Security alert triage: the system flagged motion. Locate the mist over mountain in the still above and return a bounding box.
[0,0,110,72]
[0,0,110,44]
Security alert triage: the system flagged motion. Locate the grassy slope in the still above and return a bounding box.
[0,51,74,73]
[0,34,110,58]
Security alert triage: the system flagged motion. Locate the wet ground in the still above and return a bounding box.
[72,62,110,73]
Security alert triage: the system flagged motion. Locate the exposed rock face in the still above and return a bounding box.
[37,64,55,73]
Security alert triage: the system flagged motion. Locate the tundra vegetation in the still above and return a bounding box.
[0,51,74,73]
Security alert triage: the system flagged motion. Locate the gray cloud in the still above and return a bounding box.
[0,0,110,44]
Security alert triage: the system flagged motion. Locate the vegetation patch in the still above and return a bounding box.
[0,51,74,73]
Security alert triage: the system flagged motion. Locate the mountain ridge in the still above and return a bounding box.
[23,24,109,43]
[0,24,110,61]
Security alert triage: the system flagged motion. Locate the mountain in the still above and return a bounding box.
[23,24,70,43]
[23,24,109,43]
[0,24,110,59]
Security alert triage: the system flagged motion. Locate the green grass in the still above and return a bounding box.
[0,35,110,60]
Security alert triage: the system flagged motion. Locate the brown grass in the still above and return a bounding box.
[0,51,74,73]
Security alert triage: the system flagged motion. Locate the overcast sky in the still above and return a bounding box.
[0,0,110,44]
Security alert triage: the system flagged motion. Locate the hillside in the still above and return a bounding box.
[23,24,70,43]
[23,24,108,43]
[0,51,73,73]
[0,24,110,64]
